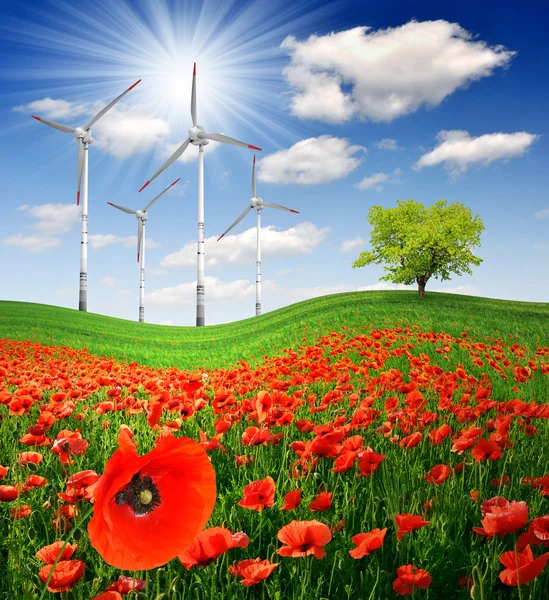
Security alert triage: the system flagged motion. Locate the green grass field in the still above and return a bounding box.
[1,291,549,599]
[1,291,548,370]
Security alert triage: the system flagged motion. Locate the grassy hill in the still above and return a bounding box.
[0,291,548,370]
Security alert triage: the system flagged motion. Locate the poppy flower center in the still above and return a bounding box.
[298,543,312,552]
[115,471,161,516]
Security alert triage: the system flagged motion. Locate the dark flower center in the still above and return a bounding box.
[298,543,312,552]
[115,470,161,516]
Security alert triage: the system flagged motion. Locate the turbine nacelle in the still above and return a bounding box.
[74,127,93,144]
[136,210,148,222]
[189,125,209,146]
[251,197,263,210]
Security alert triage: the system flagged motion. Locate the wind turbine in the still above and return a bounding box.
[217,155,299,316]
[32,79,141,312]
[107,178,180,323]
[138,63,261,326]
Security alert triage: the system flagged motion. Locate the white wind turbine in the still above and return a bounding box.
[217,155,299,316]
[32,79,141,312]
[138,63,261,326]
[107,178,181,323]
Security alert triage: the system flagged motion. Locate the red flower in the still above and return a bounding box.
[106,575,147,593]
[393,564,432,595]
[0,485,19,502]
[38,560,86,593]
[395,514,430,540]
[280,490,302,511]
[229,558,279,586]
[472,439,502,463]
[349,528,386,559]
[238,477,275,511]
[36,541,77,564]
[277,520,332,559]
[179,527,240,569]
[400,432,422,449]
[19,451,43,467]
[88,428,216,570]
[308,492,332,512]
[425,464,451,485]
[12,505,32,519]
[473,497,528,537]
[357,449,385,476]
[92,593,123,600]
[0,465,8,480]
[499,545,549,586]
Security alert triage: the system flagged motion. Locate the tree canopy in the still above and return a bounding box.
[352,199,484,297]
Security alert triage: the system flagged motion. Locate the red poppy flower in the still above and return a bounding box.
[19,451,43,467]
[357,450,385,476]
[499,545,549,586]
[38,560,86,593]
[229,558,279,586]
[0,485,19,502]
[179,527,239,569]
[472,498,528,537]
[277,520,332,559]
[393,564,432,595]
[395,514,430,540]
[280,490,302,511]
[308,492,332,512]
[22,474,48,492]
[0,465,8,480]
[238,477,275,511]
[349,528,386,559]
[106,575,147,593]
[36,541,77,564]
[88,428,216,570]
[425,464,451,485]
[399,432,422,449]
[12,505,32,519]
[428,424,452,445]
[92,593,123,600]
[472,439,502,463]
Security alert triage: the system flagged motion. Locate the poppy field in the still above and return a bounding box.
[1,293,549,599]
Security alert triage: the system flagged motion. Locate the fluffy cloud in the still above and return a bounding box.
[18,203,81,235]
[414,130,539,176]
[88,234,158,250]
[340,237,365,253]
[281,20,515,123]
[14,98,88,120]
[258,136,365,184]
[100,276,117,288]
[535,208,549,219]
[432,285,479,295]
[3,234,62,252]
[355,169,400,191]
[376,138,402,151]
[146,276,257,306]
[161,222,329,268]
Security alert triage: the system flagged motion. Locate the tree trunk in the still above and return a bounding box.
[417,276,426,298]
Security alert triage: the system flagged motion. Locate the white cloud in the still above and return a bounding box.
[258,136,365,184]
[535,208,549,219]
[534,243,549,250]
[355,168,400,191]
[290,282,411,301]
[18,203,81,235]
[281,20,515,123]
[100,276,117,288]
[14,98,88,120]
[146,276,257,306]
[88,234,158,250]
[432,285,479,295]
[376,138,402,151]
[161,222,329,268]
[414,130,539,176]
[3,234,62,252]
[340,236,365,253]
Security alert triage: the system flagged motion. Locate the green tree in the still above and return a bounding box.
[352,199,484,298]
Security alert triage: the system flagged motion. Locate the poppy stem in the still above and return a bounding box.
[38,503,94,600]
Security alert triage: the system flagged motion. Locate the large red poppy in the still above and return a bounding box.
[88,428,216,570]
[393,564,432,595]
[179,527,243,569]
[472,497,528,537]
[499,545,549,586]
[277,520,332,559]
[229,558,279,586]
[349,528,386,559]
[238,477,275,511]
[395,514,430,540]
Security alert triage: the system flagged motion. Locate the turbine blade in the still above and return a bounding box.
[107,201,136,215]
[261,200,299,213]
[143,178,181,211]
[252,154,257,197]
[217,206,252,241]
[191,62,197,126]
[137,220,143,262]
[76,139,84,206]
[32,116,74,134]
[139,139,190,192]
[85,79,141,129]
[202,132,261,151]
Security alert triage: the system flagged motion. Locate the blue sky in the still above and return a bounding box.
[1,0,548,325]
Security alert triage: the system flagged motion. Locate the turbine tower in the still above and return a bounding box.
[107,178,180,323]
[32,79,141,312]
[138,63,261,326]
[217,155,299,316]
